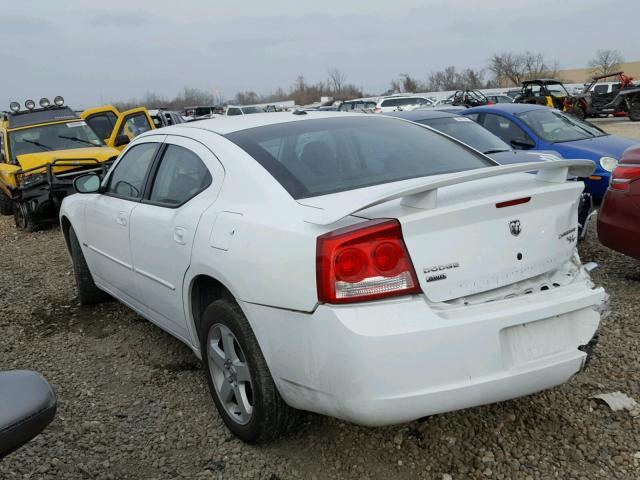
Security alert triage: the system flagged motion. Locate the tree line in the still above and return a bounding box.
[113,49,624,110]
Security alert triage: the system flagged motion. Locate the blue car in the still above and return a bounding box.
[461,104,638,200]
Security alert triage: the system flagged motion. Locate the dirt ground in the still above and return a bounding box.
[0,119,639,480]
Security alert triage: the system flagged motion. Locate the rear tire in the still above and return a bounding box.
[567,105,586,121]
[200,299,301,443]
[0,191,12,216]
[68,226,110,305]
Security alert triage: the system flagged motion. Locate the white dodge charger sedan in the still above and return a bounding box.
[60,112,607,443]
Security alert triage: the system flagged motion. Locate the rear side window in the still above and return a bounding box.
[106,143,158,200]
[381,98,399,107]
[225,117,495,199]
[149,145,212,206]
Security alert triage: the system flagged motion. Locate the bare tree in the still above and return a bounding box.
[488,51,559,86]
[327,68,346,95]
[234,91,260,105]
[588,49,624,76]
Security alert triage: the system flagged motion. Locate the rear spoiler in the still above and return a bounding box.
[302,160,595,226]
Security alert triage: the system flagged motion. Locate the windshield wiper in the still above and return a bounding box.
[483,148,510,154]
[58,135,98,147]
[22,139,52,151]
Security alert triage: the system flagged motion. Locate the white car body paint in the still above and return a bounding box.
[60,112,606,427]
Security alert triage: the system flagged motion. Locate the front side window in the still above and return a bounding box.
[149,145,212,206]
[106,143,158,200]
[225,117,495,199]
[517,109,607,143]
[380,98,400,107]
[8,121,105,162]
[227,108,241,116]
[117,113,153,142]
[481,113,533,147]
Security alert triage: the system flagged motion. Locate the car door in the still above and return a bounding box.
[128,136,221,338]
[81,106,120,143]
[477,112,537,150]
[106,108,155,151]
[83,138,162,299]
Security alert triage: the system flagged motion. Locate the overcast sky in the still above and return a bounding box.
[0,0,638,108]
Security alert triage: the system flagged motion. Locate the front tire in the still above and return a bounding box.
[68,226,110,305]
[200,299,300,443]
[14,202,36,231]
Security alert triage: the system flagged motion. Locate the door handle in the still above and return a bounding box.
[116,212,127,226]
[174,227,187,245]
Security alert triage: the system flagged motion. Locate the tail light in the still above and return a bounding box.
[610,165,640,191]
[316,219,421,304]
[374,107,382,113]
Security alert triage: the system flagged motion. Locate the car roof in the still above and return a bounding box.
[168,111,374,135]
[382,110,457,121]
[464,103,549,115]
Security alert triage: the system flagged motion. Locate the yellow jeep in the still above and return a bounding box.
[0,98,129,230]
[81,105,155,151]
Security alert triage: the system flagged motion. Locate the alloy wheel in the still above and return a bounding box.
[207,324,254,425]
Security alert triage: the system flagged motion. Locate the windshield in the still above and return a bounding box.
[241,106,264,114]
[419,117,511,154]
[225,117,496,199]
[517,109,607,143]
[8,121,104,161]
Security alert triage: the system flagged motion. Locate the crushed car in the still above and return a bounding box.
[0,97,121,230]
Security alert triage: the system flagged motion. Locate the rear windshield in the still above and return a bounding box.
[225,117,496,199]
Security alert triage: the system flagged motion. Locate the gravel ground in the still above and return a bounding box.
[1,120,639,479]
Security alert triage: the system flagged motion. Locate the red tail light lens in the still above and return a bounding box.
[316,219,421,304]
[496,197,531,208]
[610,165,640,191]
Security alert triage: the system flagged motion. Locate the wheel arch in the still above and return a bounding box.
[189,274,235,342]
[60,215,72,253]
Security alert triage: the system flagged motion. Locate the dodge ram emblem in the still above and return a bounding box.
[509,220,522,237]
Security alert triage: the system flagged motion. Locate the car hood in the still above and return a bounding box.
[488,149,562,165]
[554,135,638,161]
[16,147,120,173]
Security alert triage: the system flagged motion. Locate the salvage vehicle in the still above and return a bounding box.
[462,104,637,200]
[0,97,121,230]
[81,105,155,150]
[485,94,514,104]
[385,109,594,237]
[515,79,573,112]
[226,105,265,116]
[569,72,640,121]
[374,95,433,112]
[450,90,492,108]
[0,370,57,459]
[149,108,185,128]
[61,112,606,443]
[183,105,225,119]
[597,145,640,259]
[338,98,377,112]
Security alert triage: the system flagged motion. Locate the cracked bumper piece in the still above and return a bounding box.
[241,282,605,427]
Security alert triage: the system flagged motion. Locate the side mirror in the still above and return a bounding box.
[0,370,57,459]
[114,134,130,147]
[511,138,536,149]
[74,173,101,193]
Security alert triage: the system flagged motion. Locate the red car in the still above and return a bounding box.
[598,145,640,259]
